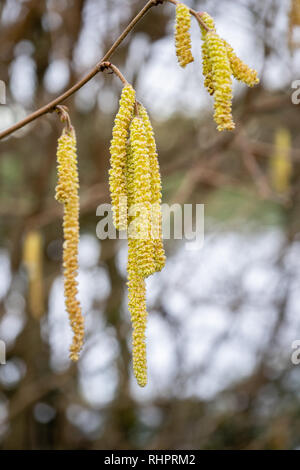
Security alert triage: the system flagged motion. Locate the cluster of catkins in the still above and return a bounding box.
[51,3,259,383]
[109,84,166,387]
[174,4,259,131]
[55,126,84,361]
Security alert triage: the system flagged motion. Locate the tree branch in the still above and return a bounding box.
[0,0,164,140]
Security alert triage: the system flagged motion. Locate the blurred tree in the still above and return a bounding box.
[0,0,300,450]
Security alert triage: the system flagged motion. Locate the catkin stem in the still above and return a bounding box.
[100,62,129,86]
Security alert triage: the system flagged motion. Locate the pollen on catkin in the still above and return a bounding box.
[175,3,194,68]
[109,84,135,230]
[129,116,155,278]
[138,104,166,272]
[126,139,148,387]
[108,83,166,387]
[127,244,148,388]
[199,12,259,131]
[55,127,84,361]
[199,12,216,96]
[224,40,259,87]
[205,31,235,132]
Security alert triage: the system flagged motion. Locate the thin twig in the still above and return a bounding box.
[55,105,73,133]
[0,0,163,140]
[100,61,129,85]
[166,0,210,31]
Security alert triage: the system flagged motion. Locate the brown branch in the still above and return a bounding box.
[100,61,129,86]
[0,0,164,140]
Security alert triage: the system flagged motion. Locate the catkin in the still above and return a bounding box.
[109,85,166,387]
[175,3,194,68]
[23,230,44,319]
[199,12,259,131]
[129,117,155,278]
[109,84,135,230]
[289,0,300,49]
[205,31,235,132]
[270,128,292,193]
[127,246,148,388]
[126,140,148,387]
[224,40,259,87]
[199,12,216,96]
[138,104,166,272]
[55,127,84,361]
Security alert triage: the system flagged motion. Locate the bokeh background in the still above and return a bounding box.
[0,0,300,450]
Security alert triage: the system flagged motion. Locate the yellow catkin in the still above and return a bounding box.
[175,3,194,68]
[55,127,84,361]
[129,116,155,278]
[224,40,259,87]
[138,104,166,272]
[199,12,216,96]
[108,88,166,387]
[109,84,135,230]
[270,128,292,193]
[127,246,148,387]
[205,31,235,132]
[126,142,148,387]
[289,0,300,49]
[200,12,259,130]
[126,143,135,218]
[23,230,44,319]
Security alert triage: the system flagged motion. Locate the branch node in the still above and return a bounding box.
[100,62,129,86]
[99,61,111,72]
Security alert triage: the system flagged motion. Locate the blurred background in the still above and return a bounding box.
[0,0,300,450]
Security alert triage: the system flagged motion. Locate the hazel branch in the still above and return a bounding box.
[0,0,164,140]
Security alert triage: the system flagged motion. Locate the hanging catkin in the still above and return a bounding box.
[23,230,44,319]
[199,11,259,131]
[129,116,155,278]
[138,104,166,272]
[270,128,292,193]
[289,0,300,50]
[109,80,166,387]
[205,31,235,132]
[224,41,259,87]
[175,3,194,68]
[199,12,216,96]
[55,125,84,361]
[127,143,148,387]
[109,84,135,230]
